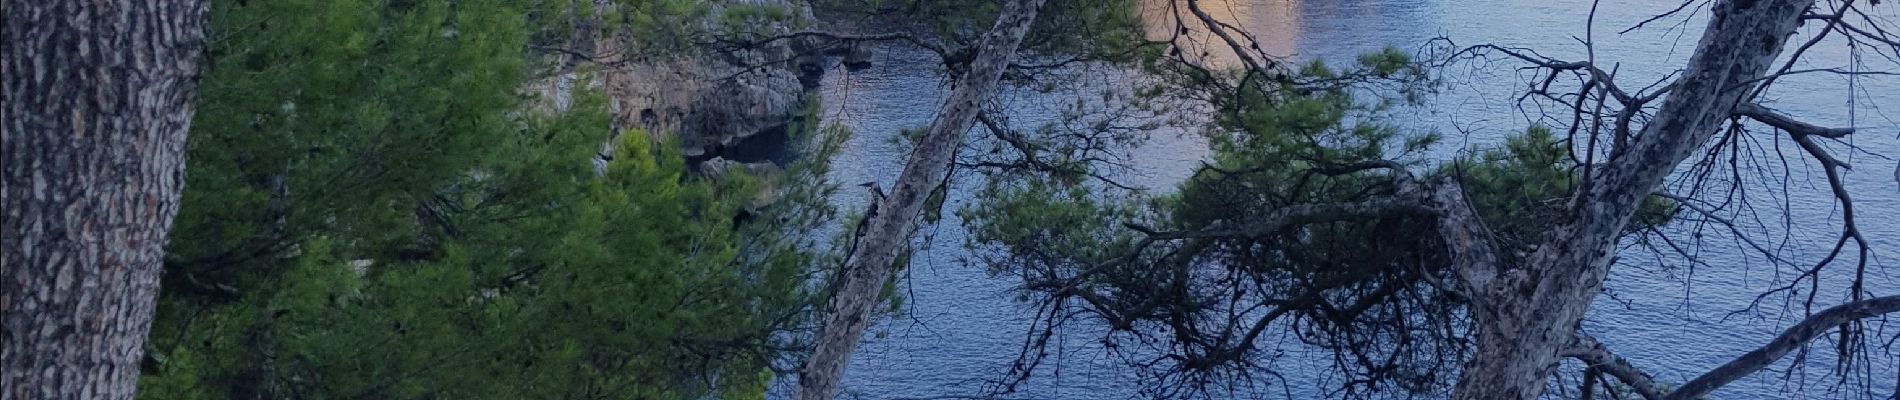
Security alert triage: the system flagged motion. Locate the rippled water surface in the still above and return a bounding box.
[812,1,1900,398]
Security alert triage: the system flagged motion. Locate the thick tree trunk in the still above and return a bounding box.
[792,0,1047,399]
[1448,0,1813,398]
[2,0,206,398]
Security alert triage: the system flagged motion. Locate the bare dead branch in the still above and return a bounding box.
[1735,102,1855,139]
[1128,196,1430,241]
[1182,0,1285,81]
[1620,0,1705,34]
[702,30,950,60]
[1665,296,1900,400]
[971,112,1142,191]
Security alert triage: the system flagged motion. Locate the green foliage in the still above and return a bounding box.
[171,0,529,284]
[961,47,1677,394]
[811,0,1148,68]
[718,2,800,32]
[523,0,712,59]
[1450,126,1677,260]
[623,0,711,50]
[145,0,828,398]
[1453,126,1575,245]
[1019,0,1148,63]
[961,176,1145,277]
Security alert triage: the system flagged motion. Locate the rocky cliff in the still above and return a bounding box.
[533,0,821,168]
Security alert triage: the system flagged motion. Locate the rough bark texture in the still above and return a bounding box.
[2,0,206,398]
[792,0,1048,398]
[1565,335,1667,400]
[1448,0,1813,398]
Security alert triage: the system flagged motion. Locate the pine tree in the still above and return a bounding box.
[141,1,831,398]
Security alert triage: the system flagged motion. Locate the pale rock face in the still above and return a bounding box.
[531,0,817,205]
[605,0,816,159]
[600,57,710,141]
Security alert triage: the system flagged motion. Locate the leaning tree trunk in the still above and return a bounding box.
[792,0,1048,399]
[2,0,206,398]
[1448,0,1813,398]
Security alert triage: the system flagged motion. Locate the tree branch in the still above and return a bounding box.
[1664,295,1900,400]
[1564,334,1668,400]
[972,112,1140,191]
[1182,0,1284,81]
[1734,102,1854,138]
[1130,197,1430,241]
[702,30,949,60]
[1422,178,1500,298]
[794,1,1050,399]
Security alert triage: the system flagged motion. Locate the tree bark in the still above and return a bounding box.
[1449,0,1813,398]
[792,0,1047,399]
[2,0,206,398]
[1565,335,1667,400]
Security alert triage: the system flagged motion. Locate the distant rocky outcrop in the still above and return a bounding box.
[590,56,807,160]
[531,0,825,173]
[600,0,824,162]
[677,65,805,159]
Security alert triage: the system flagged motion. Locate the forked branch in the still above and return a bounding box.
[1564,334,1668,400]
